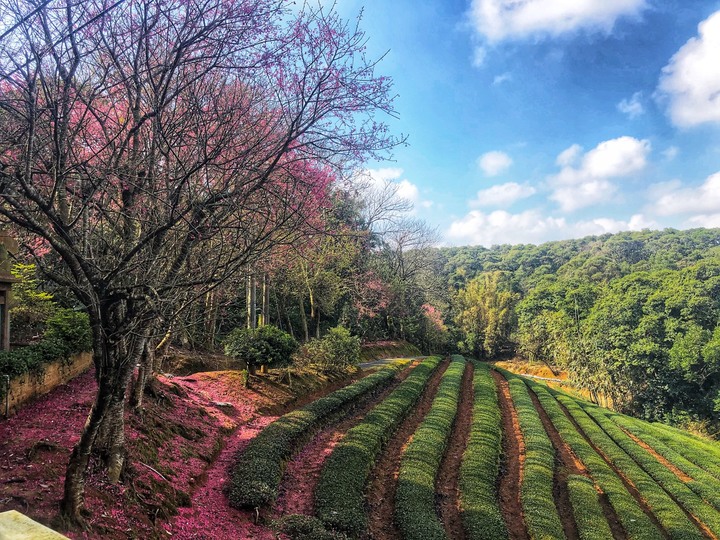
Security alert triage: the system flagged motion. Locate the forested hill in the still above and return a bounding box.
[439,228,720,435]
[440,228,720,291]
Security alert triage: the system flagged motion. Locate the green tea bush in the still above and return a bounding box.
[583,403,720,537]
[501,370,565,540]
[228,361,404,509]
[315,356,442,536]
[395,355,465,540]
[527,381,656,540]
[294,326,360,368]
[558,394,701,539]
[459,361,507,539]
[224,325,298,369]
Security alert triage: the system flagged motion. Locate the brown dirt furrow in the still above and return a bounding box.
[436,361,474,540]
[556,399,670,540]
[620,427,693,483]
[272,361,420,518]
[528,388,582,540]
[491,370,530,540]
[365,357,451,540]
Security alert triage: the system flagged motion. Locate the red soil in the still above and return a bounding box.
[491,370,530,540]
[162,415,277,540]
[0,368,290,539]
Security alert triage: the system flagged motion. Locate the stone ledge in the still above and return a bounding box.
[0,510,69,539]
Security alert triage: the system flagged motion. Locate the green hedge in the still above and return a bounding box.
[315,356,443,536]
[501,370,564,540]
[607,411,720,511]
[228,360,407,509]
[527,381,655,540]
[395,355,465,540]
[557,394,702,540]
[459,361,507,540]
[640,421,720,481]
[582,403,720,537]
[0,309,92,380]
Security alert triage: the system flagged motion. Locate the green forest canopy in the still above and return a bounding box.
[440,228,720,433]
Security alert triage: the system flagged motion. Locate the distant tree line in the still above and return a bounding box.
[444,228,720,433]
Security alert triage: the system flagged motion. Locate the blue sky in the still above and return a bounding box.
[333,0,720,246]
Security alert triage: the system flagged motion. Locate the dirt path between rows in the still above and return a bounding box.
[365,357,451,540]
[163,414,278,539]
[528,387,583,540]
[491,370,530,540]
[620,427,693,483]
[436,361,474,540]
[272,361,420,518]
[555,399,670,540]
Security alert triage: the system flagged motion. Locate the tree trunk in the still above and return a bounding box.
[61,368,114,523]
[95,338,140,483]
[204,291,219,348]
[261,273,270,326]
[299,296,309,342]
[131,337,156,410]
[247,272,257,329]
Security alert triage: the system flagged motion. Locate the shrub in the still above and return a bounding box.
[44,309,92,353]
[294,326,360,368]
[9,263,57,343]
[274,515,347,540]
[224,325,298,369]
[0,308,92,382]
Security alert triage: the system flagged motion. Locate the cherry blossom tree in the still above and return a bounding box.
[0,0,400,521]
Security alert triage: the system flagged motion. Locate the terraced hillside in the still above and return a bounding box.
[231,356,720,540]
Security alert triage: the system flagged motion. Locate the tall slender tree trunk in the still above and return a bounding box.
[247,272,257,329]
[261,273,270,326]
[204,291,219,348]
[299,296,309,342]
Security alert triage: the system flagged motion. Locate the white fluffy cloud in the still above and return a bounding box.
[446,209,654,246]
[652,172,720,216]
[478,151,513,176]
[468,0,647,42]
[470,182,536,208]
[360,167,433,211]
[617,91,645,119]
[549,136,651,212]
[657,10,720,127]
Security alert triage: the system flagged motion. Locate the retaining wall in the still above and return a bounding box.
[3,351,93,417]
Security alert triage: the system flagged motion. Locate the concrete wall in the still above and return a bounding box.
[3,351,93,417]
